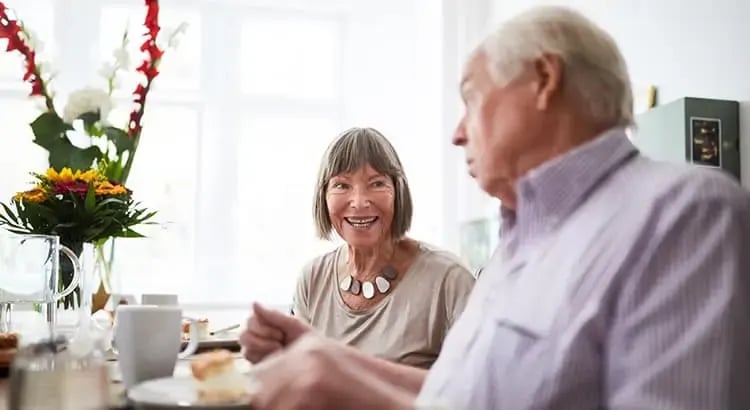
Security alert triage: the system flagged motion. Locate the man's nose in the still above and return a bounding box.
[452,120,467,146]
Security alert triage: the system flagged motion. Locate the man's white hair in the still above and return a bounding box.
[482,6,634,127]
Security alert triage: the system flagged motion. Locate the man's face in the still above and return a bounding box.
[452,52,547,207]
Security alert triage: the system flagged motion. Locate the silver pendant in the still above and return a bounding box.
[340,275,353,291]
[375,276,390,293]
[362,282,375,299]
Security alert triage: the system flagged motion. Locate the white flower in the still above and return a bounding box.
[98,62,116,80]
[113,47,130,70]
[62,88,112,125]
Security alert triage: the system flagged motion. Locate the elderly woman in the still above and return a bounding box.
[241,127,475,369]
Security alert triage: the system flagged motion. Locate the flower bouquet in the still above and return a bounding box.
[0,0,186,183]
[0,0,185,309]
[0,167,156,308]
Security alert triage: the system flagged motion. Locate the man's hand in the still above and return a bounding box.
[250,334,414,410]
[239,302,313,363]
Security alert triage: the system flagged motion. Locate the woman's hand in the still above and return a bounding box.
[240,302,312,363]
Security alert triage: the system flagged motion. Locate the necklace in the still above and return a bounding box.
[339,266,399,299]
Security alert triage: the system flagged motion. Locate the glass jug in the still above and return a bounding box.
[9,335,110,410]
[0,233,81,331]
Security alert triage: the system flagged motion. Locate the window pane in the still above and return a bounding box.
[240,14,340,101]
[0,99,48,199]
[111,105,199,295]
[99,5,201,95]
[0,2,55,88]
[233,113,340,303]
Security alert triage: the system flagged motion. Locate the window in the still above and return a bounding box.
[1,0,448,306]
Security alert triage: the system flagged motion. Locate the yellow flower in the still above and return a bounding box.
[58,167,75,183]
[45,167,59,181]
[94,181,127,196]
[76,169,101,184]
[14,186,47,203]
[45,167,76,183]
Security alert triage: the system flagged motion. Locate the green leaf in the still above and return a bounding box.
[79,112,100,132]
[84,186,96,213]
[48,143,102,172]
[122,228,145,238]
[4,228,33,235]
[102,126,134,155]
[94,197,127,211]
[0,203,19,224]
[30,112,73,150]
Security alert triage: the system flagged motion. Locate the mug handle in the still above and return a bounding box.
[55,245,81,300]
[178,317,200,359]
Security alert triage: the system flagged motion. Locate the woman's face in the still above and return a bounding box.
[326,163,395,249]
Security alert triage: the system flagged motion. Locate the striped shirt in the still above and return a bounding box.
[417,128,750,409]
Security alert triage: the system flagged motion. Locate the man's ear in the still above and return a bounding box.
[532,54,563,111]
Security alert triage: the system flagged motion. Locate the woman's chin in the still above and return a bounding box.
[342,232,383,248]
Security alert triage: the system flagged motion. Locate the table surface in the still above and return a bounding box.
[0,353,250,409]
[1,305,252,409]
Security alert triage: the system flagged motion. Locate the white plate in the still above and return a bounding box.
[128,376,255,409]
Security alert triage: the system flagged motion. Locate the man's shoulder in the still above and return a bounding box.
[615,157,749,213]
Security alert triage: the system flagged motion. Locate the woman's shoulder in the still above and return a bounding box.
[299,246,341,283]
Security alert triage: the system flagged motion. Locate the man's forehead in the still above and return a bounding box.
[460,50,488,88]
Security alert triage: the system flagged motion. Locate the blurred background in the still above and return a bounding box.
[1,0,748,306]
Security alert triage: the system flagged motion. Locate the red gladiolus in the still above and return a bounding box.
[125,0,164,139]
[0,2,45,98]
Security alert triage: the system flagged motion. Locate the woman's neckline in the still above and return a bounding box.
[333,241,426,315]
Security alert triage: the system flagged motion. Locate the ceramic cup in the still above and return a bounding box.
[114,305,198,389]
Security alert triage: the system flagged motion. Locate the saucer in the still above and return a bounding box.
[128,375,256,409]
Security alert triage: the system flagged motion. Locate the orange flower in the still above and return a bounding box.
[14,186,47,203]
[94,181,127,196]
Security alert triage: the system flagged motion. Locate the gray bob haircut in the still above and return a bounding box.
[482,6,634,128]
[313,127,413,241]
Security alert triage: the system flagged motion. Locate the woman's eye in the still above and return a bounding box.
[331,182,348,190]
[371,180,389,188]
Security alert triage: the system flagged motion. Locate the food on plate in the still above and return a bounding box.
[197,318,210,339]
[0,332,19,365]
[182,318,210,341]
[190,349,249,403]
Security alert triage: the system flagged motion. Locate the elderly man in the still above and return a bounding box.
[242,6,750,409]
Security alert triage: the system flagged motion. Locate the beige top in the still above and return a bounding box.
[292,242,475,369]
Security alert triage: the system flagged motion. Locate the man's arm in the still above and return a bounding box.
[338,341,429,394]
[607,186,750,409]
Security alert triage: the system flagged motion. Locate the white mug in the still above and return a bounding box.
[141,293,179,306]
[114,305,199,389]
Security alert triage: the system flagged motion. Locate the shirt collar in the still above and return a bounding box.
[501,127,639,246]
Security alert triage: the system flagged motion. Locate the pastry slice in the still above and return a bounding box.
[190,349,249,403]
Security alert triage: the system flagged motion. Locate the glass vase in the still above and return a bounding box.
[56,242,109,335]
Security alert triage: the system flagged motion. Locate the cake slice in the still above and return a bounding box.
[190,349,249,403]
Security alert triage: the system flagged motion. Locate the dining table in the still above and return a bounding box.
[0,304,251,409]
[0,350,248,409]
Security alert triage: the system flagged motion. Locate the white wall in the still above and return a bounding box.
[487,0,750,187]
